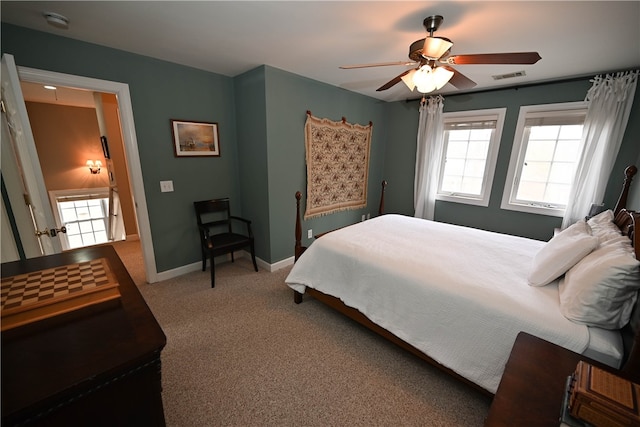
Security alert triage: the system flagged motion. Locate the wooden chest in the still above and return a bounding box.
[569,361,640,427]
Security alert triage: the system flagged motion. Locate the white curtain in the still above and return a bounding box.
[562,70,639,228]
[414,95,445,220]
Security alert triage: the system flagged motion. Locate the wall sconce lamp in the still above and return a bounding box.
[87,160,102,174]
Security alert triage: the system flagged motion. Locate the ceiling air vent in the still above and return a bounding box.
[492,71,526,80]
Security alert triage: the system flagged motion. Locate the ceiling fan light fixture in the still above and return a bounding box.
[411,65,454,93]
[401,70,417,91]
[422,37,453,60]
[413,66,437,93]
[432,66,454,89]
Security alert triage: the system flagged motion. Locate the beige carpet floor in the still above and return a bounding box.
[112,241,492,426]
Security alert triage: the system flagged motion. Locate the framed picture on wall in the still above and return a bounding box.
[171,119,220,157]
[100,136,111,159]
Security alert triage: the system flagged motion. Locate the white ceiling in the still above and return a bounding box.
[20,81,97,108]
[2,1,640,103]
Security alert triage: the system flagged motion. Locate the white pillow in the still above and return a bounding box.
[588,209,624,244]
[587,209,614,228]
[558,241,640,330]
[527,220,599,287]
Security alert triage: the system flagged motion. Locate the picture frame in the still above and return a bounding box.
[100,136,110,159]
[171,119,220,157]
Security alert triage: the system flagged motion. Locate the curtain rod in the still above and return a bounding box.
[403,67,639,103]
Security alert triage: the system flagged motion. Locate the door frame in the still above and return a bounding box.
[17,65,159,283]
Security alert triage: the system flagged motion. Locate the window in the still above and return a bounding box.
[49,189,110,250]
[502,102,587,216]
[436,108,506,206]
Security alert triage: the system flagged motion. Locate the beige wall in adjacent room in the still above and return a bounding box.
[26,101,108,190]
[26,101,138,237]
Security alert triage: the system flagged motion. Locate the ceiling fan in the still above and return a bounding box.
[340,15,541,93]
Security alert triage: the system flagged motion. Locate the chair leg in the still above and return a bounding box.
[209,254,215,288]
[201,249,207,272]
[250,243,258,272]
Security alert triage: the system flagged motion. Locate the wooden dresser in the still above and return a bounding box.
[1,245,167,426]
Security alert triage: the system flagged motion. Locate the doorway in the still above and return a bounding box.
[22,82,132,250]
[14,65,159,283]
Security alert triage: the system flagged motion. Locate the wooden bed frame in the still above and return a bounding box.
[292,166,640,396]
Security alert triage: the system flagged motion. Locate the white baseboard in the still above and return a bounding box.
[153,252,294,282]
[242,250,294,272]
[268,256,295,272]
[155,261,202,282]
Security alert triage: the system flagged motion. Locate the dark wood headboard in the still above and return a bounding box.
[614,165,638,216]
[613,209,640,260]
[295,180,387,262]
[602,165,639,380]
[615,207,640,379]
[610,166,639,260]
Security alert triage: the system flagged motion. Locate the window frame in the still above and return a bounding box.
[501,101,588,217]
[435,108,506,207]
[49,188,110,250]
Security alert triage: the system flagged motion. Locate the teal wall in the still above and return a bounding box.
[607,90,640,210]
[383,81,640,241]
[235,66,388,262]
[233,67,270,261]
[3,23,639,271]
[382,101,422,217]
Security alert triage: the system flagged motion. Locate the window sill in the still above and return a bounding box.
[500,201,565,217]
[436,194,489,207]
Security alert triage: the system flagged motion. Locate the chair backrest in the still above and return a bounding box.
[194,198,232,236]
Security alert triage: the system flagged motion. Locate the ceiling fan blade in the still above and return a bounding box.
[340,61,417,69]
[376,69,413,91]
[442,66,477,90]
[444,52,542,65]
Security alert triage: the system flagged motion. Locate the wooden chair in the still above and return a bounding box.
[194,198,258,287]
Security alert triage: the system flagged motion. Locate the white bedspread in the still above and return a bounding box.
[285,214,590,393]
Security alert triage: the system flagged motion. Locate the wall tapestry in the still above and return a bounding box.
[304,111,372,219]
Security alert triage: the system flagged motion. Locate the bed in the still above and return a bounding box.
[286,166,640,395]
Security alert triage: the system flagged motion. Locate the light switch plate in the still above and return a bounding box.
[160,180,174,192]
